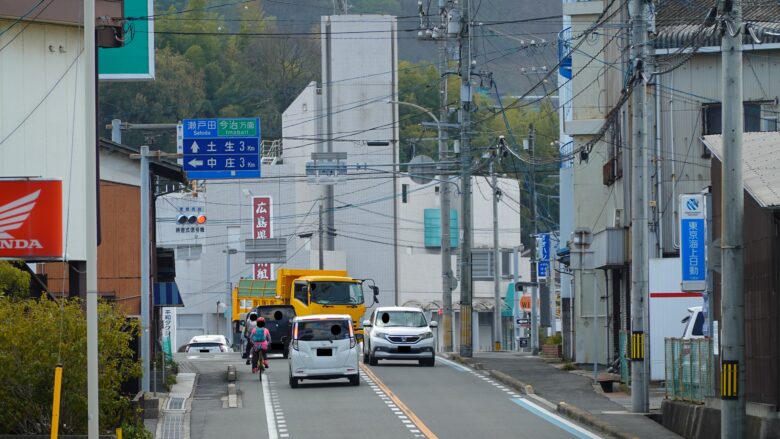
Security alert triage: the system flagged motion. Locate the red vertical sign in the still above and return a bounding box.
[252,196,272,280]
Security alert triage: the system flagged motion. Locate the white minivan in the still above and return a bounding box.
[288,314,360,388]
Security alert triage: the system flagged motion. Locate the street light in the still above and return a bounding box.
[387,100,455,352]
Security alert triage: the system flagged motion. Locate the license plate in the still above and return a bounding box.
[317,348,333,356]
[397,346,411,353]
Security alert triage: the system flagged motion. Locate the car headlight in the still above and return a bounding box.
[374,331,389,339]
[419,331,434,340]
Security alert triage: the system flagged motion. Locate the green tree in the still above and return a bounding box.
[0,297,141,434]
[0,261,30,298]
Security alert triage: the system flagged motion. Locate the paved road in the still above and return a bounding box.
[179,352,605,439]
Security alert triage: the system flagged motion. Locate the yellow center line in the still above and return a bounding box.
[360,364,439,439]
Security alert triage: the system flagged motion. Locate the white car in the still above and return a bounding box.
[681,306,705,339]
[184,335,230,353]
[363,306,437,367]
[288,315,360,388]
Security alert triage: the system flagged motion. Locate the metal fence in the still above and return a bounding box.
[619,331,630,384]
[665,337,714,403]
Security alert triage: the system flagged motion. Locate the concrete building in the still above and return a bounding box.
[561,0,780,365]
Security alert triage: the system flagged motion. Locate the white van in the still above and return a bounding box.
[681,306,705,339]
[288,314,360,388]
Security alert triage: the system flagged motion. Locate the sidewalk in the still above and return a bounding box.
[447,351,681,439]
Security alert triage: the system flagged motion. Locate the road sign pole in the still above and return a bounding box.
[140,146,151,393]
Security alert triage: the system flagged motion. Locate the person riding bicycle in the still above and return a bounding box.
[251,316,272,373]
[243,311,258,364]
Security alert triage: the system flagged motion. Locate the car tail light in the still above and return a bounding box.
[292,324,299,350]
[220,345,227,352]
[349,323,356,348]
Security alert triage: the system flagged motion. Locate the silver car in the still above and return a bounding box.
[363,306,437,367]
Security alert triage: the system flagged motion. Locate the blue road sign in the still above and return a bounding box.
[183,118,261,180]
[680,194,706,291]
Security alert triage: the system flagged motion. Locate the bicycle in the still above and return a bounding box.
[251,343,269,381]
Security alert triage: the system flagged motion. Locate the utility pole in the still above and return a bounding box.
[438,0,454,354]
[528,124,539,356]
[719,0,745,436]
[85,1,99,433]
[140,147,151,393]
[458,0,474,358]
[630,0,650,414]
[318,199,325,270]
[491,152,501,351]
[224,246,237,346]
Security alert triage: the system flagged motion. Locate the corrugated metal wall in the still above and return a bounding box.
[711,158,780,408]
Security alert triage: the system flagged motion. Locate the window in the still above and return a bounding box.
[176,244,202,260]
[423,209,458,248]
[374,311,428,328]
[296,320,351,341]
[472,250,496,280]
[501,250,516,279]
[294,281,308,304]
[702,102,778,155]
[309,281,364,305]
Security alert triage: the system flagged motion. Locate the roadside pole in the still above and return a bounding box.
[439,3,454,353]
[630,0,650,414]
[528,125,539,356]
[458,0,474,357]
[491,158,501,351]
[140,146,151,393]
[719,0,745,436]
[85,0,99,434]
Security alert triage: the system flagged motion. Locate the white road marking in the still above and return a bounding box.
[262,376,278,439]
[436,356,470,372]
[511,398,604,439]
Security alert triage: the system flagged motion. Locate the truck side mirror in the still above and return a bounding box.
[370,285,379,303]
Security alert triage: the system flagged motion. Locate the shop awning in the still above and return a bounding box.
[154,282,184,307]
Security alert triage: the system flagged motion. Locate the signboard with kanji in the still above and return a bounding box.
[680,194,706,291]
[252,196,273,280]
[182,118,261,180]
[536,233,550,279]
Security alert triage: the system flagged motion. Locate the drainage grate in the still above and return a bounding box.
[160,413,183,439]
[167,396,185,410]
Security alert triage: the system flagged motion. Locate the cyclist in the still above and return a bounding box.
[243,311,258,365]
[251,316,272,373]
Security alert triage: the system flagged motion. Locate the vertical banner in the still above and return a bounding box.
[161,307,177,360]
[536,233,550,279]
[679,194,706,291]
[252,196,273,280]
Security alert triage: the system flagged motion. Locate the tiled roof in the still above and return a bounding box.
[702,132,780,209]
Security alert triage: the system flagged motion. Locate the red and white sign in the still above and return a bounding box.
[252,196,273,280]
[0,180,63,259]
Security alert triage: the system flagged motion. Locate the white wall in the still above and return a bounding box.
[0,21,87,260]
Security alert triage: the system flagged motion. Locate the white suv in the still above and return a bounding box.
[363,306,437,367]
[288,315,360,388]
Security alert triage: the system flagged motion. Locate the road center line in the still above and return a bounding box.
[360,364,439,439]
[510,398,603,439]
[261,376,278,439]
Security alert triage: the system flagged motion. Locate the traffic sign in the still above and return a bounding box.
[536,233,551,279]
[183,118,261,180]
[680,194,706,291]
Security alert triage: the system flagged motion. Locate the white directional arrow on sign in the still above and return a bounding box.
[190,141,200,153]
[188,158,204,168]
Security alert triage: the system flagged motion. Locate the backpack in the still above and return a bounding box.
[252,327,267,343]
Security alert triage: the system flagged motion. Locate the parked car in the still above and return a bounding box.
[254,305,296,358]
[363,306,437,367]
[681,306,705,339]
[184,335,231,353]
[288,314,360,388]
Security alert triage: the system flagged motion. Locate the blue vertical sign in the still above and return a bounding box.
[182,118,261,180]
[680,194,706,291]
[536,233,551,279]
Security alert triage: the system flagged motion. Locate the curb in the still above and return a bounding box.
[557,402,639,439]
[445,353,639,439]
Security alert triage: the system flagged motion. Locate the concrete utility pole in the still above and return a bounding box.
[458,0,474,357]
[719,0,745,436]
[224,247,237,346]
[528,124,539,356]
[491,154,501,351]
[140,147,152,393]
[630,0,650,414]
[85,0,99,435]
[318,199,325,270]
[438,1,454,354]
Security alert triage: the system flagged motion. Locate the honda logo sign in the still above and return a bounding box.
[0,180,63,259]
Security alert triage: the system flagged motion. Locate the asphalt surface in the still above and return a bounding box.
[180,351,607,439]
